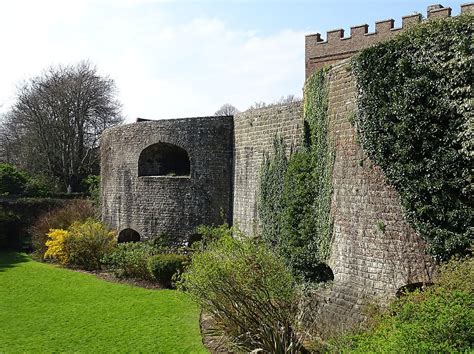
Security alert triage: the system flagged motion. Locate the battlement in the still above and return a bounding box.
[305,3,474,78]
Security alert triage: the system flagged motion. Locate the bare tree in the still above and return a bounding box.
[249,101,267,110]
[214,103,239,116]
[0,61,123,191]
[248,96,301,111]
[277,95,301,104]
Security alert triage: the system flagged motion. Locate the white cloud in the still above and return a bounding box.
[0,1,306,122]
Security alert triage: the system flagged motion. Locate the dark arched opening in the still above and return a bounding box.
[187,233,203,247]
[118,228,140,243]
[396,282,433,298]
[306,263,335,283]
[138,142,190,177]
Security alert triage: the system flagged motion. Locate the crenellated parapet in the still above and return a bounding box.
[305,3,474,79]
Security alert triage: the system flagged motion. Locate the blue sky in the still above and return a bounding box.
[0,0,467,122]
[161,1,466,34]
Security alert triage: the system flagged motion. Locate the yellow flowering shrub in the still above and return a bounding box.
[66,219,116,270]
[44,229,70,265]
[44,219,116,270]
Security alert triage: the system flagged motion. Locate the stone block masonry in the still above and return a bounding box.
[232,102,304,235]
[231,63,435,328]
[100,1,469,331]
[305,3,473,78]
[100,116,233,243]
[312,60,435,328]
[101,103,305,242]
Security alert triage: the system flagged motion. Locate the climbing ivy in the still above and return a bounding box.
[302,68,334,263]
[352,14,473,261]
[259,68,335,281]
[259,137,288,250]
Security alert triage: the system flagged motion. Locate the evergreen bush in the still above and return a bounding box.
[102,242,157,279]
[178,234,304,353]
[0,164,30,195]
[147,253,187,288]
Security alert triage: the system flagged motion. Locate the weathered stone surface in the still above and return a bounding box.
[99,4,470,327]
[232,103,304,235]
[100,71,434,326]
[312,61,435,329]
[305,3,473,77]
[100,116,233,243]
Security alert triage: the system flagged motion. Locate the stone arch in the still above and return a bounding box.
[396,282,433,298]
[310,263,335,282]
[187,233,202,247]
[138,142,190,177]
[118,228,140,243]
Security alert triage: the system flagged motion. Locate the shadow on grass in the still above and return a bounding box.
[0,252,29,272]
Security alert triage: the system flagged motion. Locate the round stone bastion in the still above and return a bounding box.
[100,116,234,244]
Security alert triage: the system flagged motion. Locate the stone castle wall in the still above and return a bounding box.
[99,2,471,328]
[230,63,434,327]
[310,61,434,328]
[305,3,474,78]
[100,116,233,243]
[232,103,304,235]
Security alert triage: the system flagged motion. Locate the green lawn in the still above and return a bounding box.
[0,252,207,353]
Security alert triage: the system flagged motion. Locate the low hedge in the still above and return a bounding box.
[102,242,158,280]
[147,253,188,288]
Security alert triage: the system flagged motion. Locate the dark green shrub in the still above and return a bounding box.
[150,232,189,251]
[150,233,174,250]
[82,175,100,209]
[0,206,20,249]
[0,164,29,195]
[352,14,473,260]
[24,174,58,197]
[30,199,96,257]
[330,257,474,352]
[0,163,55,197]
[178,234,303,353]
[147,253,188,288]
[102,242,157,280]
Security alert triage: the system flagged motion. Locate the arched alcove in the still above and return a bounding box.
[118,228,140,243]
[187,233,203,247]
[396,282,433,297]
[308,263,335,283]
[138,142,190,177]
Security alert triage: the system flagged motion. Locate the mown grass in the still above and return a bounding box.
[0,252,207,353]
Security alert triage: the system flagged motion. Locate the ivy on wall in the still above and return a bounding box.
[259,137,288,250]
[352,14,473,261]
[258,68,335,281]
